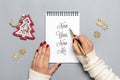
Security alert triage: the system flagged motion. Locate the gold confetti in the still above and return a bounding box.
[102,24,108,31]
[12,54,19,60]
[96,18,103,27]
[96,18,109,31]
[94,31,101,38]
[19,48,26,55]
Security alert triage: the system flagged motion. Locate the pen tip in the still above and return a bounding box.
[69,28,71,31]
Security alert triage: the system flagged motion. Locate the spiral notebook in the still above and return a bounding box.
[45,11,80,63]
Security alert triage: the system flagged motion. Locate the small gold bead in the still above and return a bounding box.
[19,48,26,55]
[94,31,101,38]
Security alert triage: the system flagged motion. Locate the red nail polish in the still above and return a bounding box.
[40,42,43,46]
[43,41,46,44]
[36,49,38,52]
[73,39,74,43]
[46,44,49,48]
[58,63,61,67]
[73,35,76,37]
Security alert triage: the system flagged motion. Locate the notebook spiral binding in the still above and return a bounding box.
[46,11,79,16]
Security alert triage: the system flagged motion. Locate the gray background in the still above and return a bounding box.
[0,0,120,80]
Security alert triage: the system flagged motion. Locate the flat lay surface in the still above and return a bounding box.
[0,0,120,80]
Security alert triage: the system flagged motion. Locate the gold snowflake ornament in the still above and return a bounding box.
[12,54,19,60]
[102,24,108,31]
[96,18,103,27]
[94,31,101,38]
[96,18,109,31]
[19,48,26,55]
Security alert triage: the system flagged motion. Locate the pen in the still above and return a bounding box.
[69,28,89,61]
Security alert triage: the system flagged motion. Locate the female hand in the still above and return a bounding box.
[72,34,94,56]
[31,41,61,75]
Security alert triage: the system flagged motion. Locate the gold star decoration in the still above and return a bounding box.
[94,18,109,39]
[102,24,108,31]
[96,18,109,31]
[12,54,19,60]
[94,31,101,38]
[96,18,103,27]
[19,48,26,55]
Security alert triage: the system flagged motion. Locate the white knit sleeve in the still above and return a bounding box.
[28,69,51,80]
[77,48,120,80]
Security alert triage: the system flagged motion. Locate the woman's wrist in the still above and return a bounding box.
[76,48,120,80]
[77,48,99,69]
[29,69,51,80]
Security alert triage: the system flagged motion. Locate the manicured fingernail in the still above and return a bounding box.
[73,35,76,37]
[40,42,43,46]
[58,63,61,67]
[43,41,46,44]
[36,49,38,52]
[73,39,74,43]
[46,44,49,48]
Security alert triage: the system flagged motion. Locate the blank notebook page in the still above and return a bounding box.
[46,11,80,63]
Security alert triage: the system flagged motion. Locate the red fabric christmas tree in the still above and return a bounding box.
[13,15,35,40]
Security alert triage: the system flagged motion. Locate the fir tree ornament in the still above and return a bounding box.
[10,14,35,40]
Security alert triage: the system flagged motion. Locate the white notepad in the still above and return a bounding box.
[45,11,80,63]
